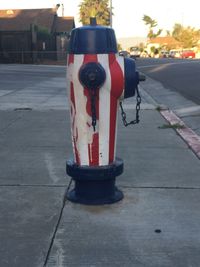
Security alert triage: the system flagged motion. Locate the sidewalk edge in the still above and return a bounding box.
[160,110,200,159]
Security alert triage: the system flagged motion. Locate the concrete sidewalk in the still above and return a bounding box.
[1,74,200,266]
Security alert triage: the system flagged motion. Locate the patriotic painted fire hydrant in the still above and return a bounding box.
[66,18,144,205]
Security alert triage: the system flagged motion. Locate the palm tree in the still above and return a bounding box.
[79,0,111,26]
[142,14,162,39]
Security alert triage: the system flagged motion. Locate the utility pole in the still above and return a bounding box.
[110,0,112,27]
[62,4,64,17]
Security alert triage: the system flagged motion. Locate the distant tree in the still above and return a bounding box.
[172,23,183,41]
[117,43,122,51]
[138,42,145,52]
[142,14,162,39]
[172,23,200,48]
[79,0,111,26]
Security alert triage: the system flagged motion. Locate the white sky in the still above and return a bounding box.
[1,0,200,38]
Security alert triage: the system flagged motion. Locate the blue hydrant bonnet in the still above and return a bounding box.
[68,24,118,54]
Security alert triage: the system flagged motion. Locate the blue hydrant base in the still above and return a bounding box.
[67,187,124,205]
[66,158,124,205]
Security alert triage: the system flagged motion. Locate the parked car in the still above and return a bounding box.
[169,49,181,58]
[181,50,195,58]
[159,50,169,58]
[129,47,140,58]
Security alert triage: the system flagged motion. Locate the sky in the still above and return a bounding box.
[1,0,200,38]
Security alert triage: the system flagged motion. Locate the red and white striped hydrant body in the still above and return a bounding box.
[67,53,125,166]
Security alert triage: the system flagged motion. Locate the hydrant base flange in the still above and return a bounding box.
[67,183,123,205]
[66,158,124,205]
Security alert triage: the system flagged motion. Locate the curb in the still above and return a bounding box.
[160,110,200,159]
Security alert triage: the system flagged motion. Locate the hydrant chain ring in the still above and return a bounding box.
[90,89,97,131]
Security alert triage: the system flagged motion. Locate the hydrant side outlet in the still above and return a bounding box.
[124,58,139,98]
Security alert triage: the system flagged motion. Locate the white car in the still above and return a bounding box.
[130,47,140,58]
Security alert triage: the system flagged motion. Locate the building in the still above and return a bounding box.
[0,8,75,63]
[146,36,181,55]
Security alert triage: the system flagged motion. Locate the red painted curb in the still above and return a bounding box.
[160,110,200,159]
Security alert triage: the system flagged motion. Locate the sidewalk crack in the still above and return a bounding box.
[43,179,72,266]
[43,191,67,267]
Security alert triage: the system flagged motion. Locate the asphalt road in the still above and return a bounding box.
[136,58,200,105]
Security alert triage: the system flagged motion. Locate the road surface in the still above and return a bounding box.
[136,58,200,104]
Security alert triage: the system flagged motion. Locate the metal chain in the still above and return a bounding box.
[119,86,141,127]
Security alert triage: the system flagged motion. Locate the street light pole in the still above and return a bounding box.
[110,0,112,27]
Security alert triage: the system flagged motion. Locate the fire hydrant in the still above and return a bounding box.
[66,18,144,205]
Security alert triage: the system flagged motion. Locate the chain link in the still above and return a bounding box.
[89,85,141,130]
[90,89,97,131]
[119,86,141,127]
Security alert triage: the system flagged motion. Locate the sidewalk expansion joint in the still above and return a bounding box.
[120,185,200,190]
[1,184,200,190]
[0,184,67,188]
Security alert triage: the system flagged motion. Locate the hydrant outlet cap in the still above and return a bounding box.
[79,62,106,89]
